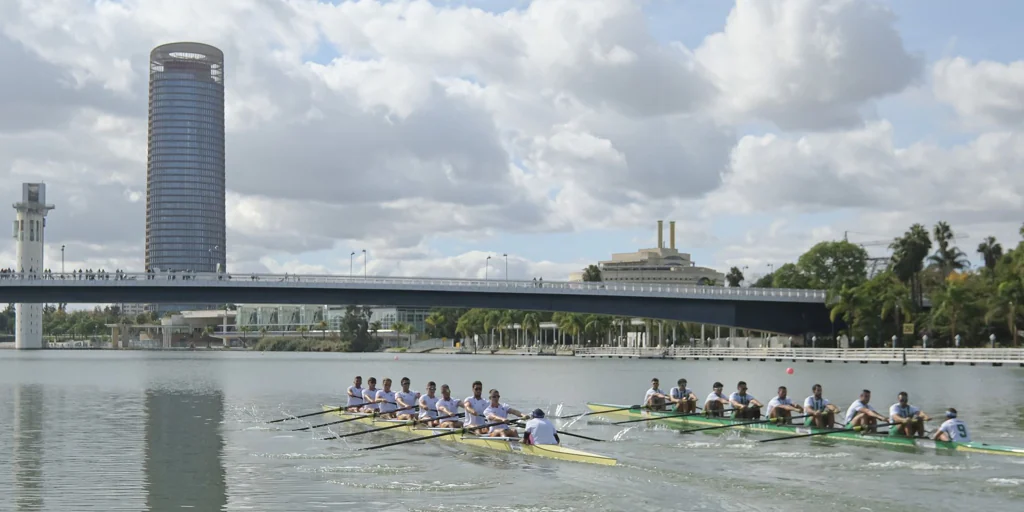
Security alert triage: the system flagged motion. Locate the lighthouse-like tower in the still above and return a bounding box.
[13,183,54,349]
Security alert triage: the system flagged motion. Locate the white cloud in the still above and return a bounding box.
[933,57,1024,129]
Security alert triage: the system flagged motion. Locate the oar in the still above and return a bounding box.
[759,421,899,443]
[291,403,414,432]
[266,405,353,424]
[554,404,643,420]
[360,419,512,451]
[320,412,466,441]
[680,414,810,434]
[611,409,736,425]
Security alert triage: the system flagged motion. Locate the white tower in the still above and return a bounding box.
[13,183,54,349]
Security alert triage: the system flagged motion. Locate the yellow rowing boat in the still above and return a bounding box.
[321,405,616,466]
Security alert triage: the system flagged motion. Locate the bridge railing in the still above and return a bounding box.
[573,346,1024,362]
[0,271,829,302]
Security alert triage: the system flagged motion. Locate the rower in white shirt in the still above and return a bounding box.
[703,382,730,417]
[803,383,840,428]
[394,377,421,420]
[669,378,698,414]
[463,380,489,429]
[644,378,669,411]
[360,377,379,413]
[436,384,463,428]
[888,391,930,437]
[346,376,365,411]
[417,381,441,425]
[523,408,560,445]
[766,386,803,424]
[844,389,888,432]
[931,408,970,442]
[481,388,526,438]
[729,381,763,420]
[374,377,398,418]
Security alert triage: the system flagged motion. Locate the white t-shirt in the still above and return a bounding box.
[376,389,397,413]
[644,387,665,406]
[525,417,558,445]
[361,388,379,410]
[937,418,971,442]
[704,391,727,406]
[436,398,461,420]
[844,400,876,424]
[463,396,489,426]
[483,403,512,431]
[888,403,921,422]
[729,392,757,406]
[803,395,831,412]
[670,387,693,401]
[766,396,794,417]
[347,385,364,408]
[396,390,419,411]
[418,395,440,419]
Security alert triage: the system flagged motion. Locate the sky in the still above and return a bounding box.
[1,0,1022,287]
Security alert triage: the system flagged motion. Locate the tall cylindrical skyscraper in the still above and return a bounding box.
[146,42,226,282]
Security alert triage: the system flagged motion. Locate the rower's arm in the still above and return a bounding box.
[508,407,523,417]
[463,400,478,415]
[729,399,746,409]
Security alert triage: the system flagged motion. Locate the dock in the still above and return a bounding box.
[572,347,1024,366]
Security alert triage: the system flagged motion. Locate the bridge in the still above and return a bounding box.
[0,272,835,334]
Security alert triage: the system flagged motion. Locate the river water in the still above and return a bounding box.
[0,351,1021,511]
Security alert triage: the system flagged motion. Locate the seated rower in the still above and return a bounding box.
[766,386,803,424]
[482,388,526,438]
[729,381,763,420]
[803,383,840,428]
[644,378,669,412]
[417,381,440,426]
[463,380,489,431]
[346,375,365,411]
[888,391,930,437]
[703,382,730,417]
[360,377,379,414]
[843,389,888,432]
[669,378,698,414]
[394,377,421,420]
[436,384,463,428]
[374,377,398,418]
[523,408,560,445]
[931,408,970,442]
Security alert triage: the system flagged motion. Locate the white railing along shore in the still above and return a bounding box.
[0,271,829,303]
[573,346,1024,364]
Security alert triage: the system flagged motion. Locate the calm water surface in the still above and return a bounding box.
[0,351,1022,511]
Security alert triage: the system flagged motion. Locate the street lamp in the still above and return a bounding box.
[61,244,65,274]
[362,249,367,278]
[503,253,508,281]
[863,335,869,349]
[485,255,492,280]
[350,251,355,276]
[922,334,928,349]
[955,334,961,348]
[892,334,898,348]
[990,333,996,348]
[811,335,816,349]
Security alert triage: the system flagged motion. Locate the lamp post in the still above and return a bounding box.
[350,251,355,276]
[892,334,898,348]
[922,334,928,349]
[955,334,961,348]
[61,244,65,274]
[990,333,996,348]
[503,253,508,281]
[485,255,491,280]
[811,335,817,349]
[362,249,367,278]
[863,335,869,349]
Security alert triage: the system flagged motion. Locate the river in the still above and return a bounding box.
[0,351,1021,511]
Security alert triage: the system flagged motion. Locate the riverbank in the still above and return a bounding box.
[574,346,1024,366]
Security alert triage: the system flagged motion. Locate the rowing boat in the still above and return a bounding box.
[321,405,617,466]
[586,403,1024,458]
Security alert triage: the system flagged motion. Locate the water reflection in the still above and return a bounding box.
[144,388,227,511]
[13,384,44,511]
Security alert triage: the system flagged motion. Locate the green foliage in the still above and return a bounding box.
[581,264,602,282]
[796,240,868,291]
[253,337,349,352]
[726,266,744,287]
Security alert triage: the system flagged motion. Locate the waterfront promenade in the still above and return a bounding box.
[573,346,1024,366]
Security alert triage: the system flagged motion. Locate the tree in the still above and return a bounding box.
[796,240,868,291]
[977,236,1003,272]
[751,273,774,288]
[726,266,745,287]
[772,263,812,289]
[929,221,969,278]
[890,223,932,306]
[581,264,602,282]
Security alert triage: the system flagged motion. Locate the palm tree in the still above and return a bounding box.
[239,325,253,347]
[977,236,1003,272]
[521,312,541,347]
[369,320,382,338]
[317,320,329,339]
[889,223,931,306]
[930,279,970,346]
[829,285,870,345]
[987,279,1024,347]
[297,326,309,339]
[929,221,969,277]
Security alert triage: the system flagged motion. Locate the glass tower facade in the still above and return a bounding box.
[146,42,226,279]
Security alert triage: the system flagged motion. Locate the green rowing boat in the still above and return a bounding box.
[586,403,1024,457]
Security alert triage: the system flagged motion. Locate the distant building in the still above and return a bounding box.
[570,220,725,285]
[234,304,432,333]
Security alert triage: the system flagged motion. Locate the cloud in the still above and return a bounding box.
[933,57,1024,129]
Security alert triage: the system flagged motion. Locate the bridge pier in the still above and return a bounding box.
[12,183,54,350]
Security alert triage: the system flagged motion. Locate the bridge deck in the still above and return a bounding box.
[574,347,1024,366]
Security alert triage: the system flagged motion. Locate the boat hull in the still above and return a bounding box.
[586,403,1024,458]
[322,405,617,466]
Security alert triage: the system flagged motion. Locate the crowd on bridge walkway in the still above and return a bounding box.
[0,268,134,280]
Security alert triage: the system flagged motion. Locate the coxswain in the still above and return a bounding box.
[888,391,930,437]
[463,380,489,430]
[346,376,364,411]
[931,408,970,442]
[644,378,669,411]
[394,377,421,420]
[843,389,888,432]
[482,388,526,438]
[417,381,440,425]
[374,377,398,418]
[803,383,840,428]
[669,378,698,414]
[703,382,730,417]
[765,385,802,424]
[436,384,463,428]
[729,381,763,419]
[523,408,560,445]
[360,377,379,414]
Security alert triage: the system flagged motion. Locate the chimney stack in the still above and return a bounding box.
[669,221,676,249]
[657,220,663,249]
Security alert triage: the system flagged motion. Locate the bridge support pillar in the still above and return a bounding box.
[13,183,54,350]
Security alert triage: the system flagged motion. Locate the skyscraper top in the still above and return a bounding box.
[150,42,224,84]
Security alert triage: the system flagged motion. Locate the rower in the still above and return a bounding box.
[417,381,440,426]
[644,378,669,412]
[523,408,560,445]
[346,376,365,411]
[703,382,730,417]
[766,386,802,424]
[729,381,763,419]
[669,378,698,414]
[931,408,970,442]
[463,380,489,430]
[374,377,398,418]
[394,377,421,420]
[482,388,525,438]
[436,384,463,428]
[360,377,379,414]
[843,389,887,432]
[803,383,840,428]
[888,391,930,437]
